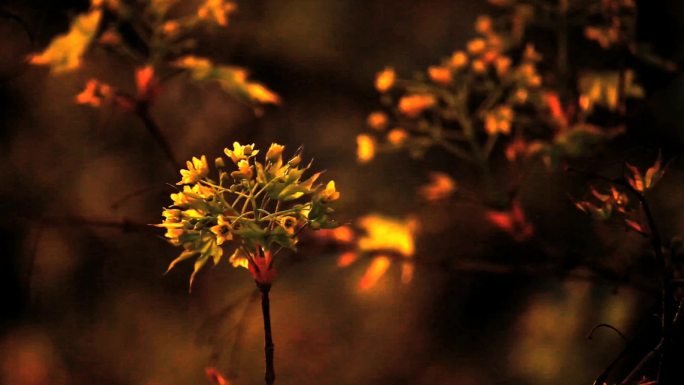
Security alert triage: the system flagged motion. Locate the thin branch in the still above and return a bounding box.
[258,283,275,385]
[136,103,181,170]
[619,338,664,385]
[110,184,164,210]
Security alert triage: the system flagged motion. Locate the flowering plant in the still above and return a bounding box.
[356,0,666,242]
[158,142,340,288]
[157,142,339,385]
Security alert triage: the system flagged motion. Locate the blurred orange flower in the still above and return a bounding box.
[418,172,457,201]
[398,94,436,118]
[387,128,408,146]
[450,51,468,69]
[356,134,376,163]
[367,111,389,131]
[475,15,493,34]
[428,66,452,85]
[375,67,396,93]
[467,38,487,55]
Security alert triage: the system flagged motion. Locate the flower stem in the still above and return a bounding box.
[136,103,180,170]
[258,283,276,385]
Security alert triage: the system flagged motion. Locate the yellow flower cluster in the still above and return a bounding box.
[484,106,514,135]
[157,142,340,289]
[359,13,546,164]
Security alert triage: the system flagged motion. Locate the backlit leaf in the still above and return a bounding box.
[30,8,102,73]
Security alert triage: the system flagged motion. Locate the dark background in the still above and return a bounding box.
[2,1,684,384]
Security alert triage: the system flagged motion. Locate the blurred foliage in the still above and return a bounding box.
[358,0,675,220]
[2,0,684,384]
[31,0,279,110]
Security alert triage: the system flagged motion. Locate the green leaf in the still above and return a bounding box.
[189,253,210,292]
[165,249,197,274]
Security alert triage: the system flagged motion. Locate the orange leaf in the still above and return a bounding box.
[337,251,359,267]
[486,199,534,242]
[644,151,665,190]
[624,219,647,236]
[545,91,567,128]
[625,163,644,192]
[205,367,230,385]
[135,65,159,101]
[358,255,391,291]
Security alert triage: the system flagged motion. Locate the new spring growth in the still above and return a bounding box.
[574,152,667,236]
[157,142,340,289]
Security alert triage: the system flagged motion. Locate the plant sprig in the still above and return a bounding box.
[157,142,340,289]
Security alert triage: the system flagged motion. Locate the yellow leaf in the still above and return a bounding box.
[30,9,102,73]
[165,249,196,274]
[357,214,416,257]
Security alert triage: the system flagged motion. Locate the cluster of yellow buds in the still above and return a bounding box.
[358,14,546,164]
[484,106,514,135]
[359,4,640,175]
[157,142,340,289]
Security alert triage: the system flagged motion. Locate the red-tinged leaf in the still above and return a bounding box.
[644,151,665,190]
[135,65,160,101]
[575,201,591,214]
[248,251,277,284]
[205,367,230,385]
[487,210,513,231]
[486,200,534,242]
[610,186,628,206]
[624,219,648,236]
[545,91,567,128]
[625,163,644,192]
[575,200,612,220]
[589,186,610,202]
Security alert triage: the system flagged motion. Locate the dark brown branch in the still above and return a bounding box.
[258,283,275,385]
[136,103,181,170]
[619,338,664,385]
[567,166,672,384]
[25,215,153,233]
